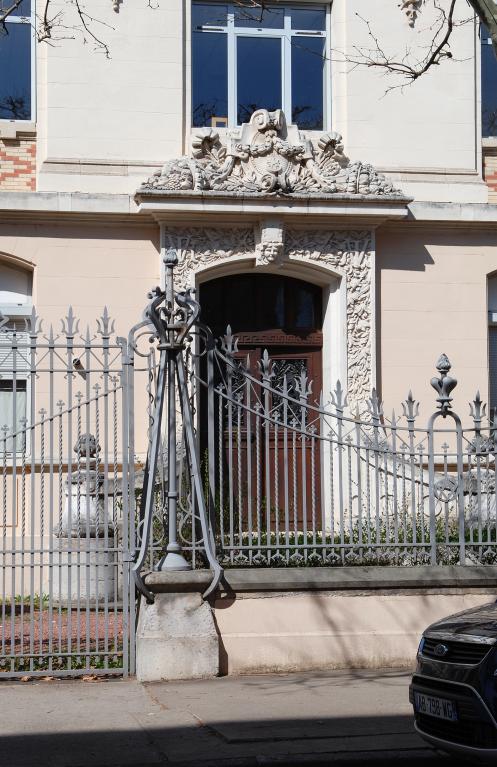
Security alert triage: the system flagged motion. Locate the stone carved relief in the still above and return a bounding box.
[162,227,255,291]
[164,225,373,403]
[285,230,373,403]
[140,110,402,198]
[399,0,424,27]
[255,219,285,266]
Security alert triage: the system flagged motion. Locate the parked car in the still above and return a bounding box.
[410,601,497,759]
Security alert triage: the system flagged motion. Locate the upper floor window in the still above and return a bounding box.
[0,0,34,121]
[482,25,497,137]
[192,3,327,130]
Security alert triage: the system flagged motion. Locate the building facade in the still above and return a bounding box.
[1,0,497,428]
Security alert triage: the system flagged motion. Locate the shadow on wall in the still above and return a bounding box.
[212,585,494,676]
[376,241,435,274]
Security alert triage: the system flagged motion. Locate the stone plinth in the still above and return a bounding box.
[54,537,117,605]
[136,572,219,682]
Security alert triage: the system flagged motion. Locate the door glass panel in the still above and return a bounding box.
[237,36,281,124]
[199,275,322,336]
[0,23,31,120]
[295,286,317,329]
[271,359,308,418]
[192,30,228,127]
[291,35,324,129]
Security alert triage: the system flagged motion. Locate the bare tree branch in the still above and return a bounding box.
[337,0,471,91]
[72,0,114,57]
[0,0,24,33]
[468,0,497,49]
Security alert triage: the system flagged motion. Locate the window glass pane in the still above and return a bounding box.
[482,39,497,136]
[291,36,324,129]
[295,287,316,328]
[192,30,228,127]
[290,7,326,31]
[233,5,283,29]
[237,36,281,124]
[0,380,27,453]
[7,0,31,15]
[0,23,31,120]
[192,3,227,28]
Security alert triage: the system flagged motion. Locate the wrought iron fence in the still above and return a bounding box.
[184,340,497,569]
[132,264,497,582]
[0,307,140,678]
[2,259,497,679]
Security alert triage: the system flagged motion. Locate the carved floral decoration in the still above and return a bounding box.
[163,227,373,403]
[139,109,402,198]
[286,230,373,403]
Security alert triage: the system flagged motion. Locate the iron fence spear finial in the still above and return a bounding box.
[431,353,457,416]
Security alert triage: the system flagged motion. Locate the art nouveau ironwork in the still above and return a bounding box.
[1,254,497,680]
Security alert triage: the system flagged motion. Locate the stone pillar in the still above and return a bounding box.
[136,572,219,682]
[55,434,116,604]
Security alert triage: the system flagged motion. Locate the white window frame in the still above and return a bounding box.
[2,1,36,123]
[0,376,29,456]
[0,319,31,459]
[0,257,33,457]
[192,2,330,130]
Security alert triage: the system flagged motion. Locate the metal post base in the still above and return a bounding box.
[156,551,191,572]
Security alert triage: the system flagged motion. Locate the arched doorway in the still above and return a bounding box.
[199,273,323,393]
[199,273,324,529]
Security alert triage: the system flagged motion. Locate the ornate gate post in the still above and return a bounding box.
[156,247,190,573]
[132,251,223,682]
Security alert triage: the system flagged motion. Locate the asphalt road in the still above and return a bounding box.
[0,669,470,766]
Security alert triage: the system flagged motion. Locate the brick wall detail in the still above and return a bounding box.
[483,145,497,203]
[0,136,36,191]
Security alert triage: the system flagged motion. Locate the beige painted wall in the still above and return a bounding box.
[0,220,160,461]
[377,225,497,419]
[0,221,159,333]
[2,219,496,422]
[213,589,493,674]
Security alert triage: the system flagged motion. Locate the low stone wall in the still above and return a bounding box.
[140,567,496,681]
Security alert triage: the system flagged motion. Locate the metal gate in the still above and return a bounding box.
[0,307,138,678]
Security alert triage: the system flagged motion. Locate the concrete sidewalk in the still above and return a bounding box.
[0,669,459,767]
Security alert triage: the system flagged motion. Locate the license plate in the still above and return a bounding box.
[414,691,458,721]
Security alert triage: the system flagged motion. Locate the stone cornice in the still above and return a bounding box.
[0,191,150,225]
[3,192,497,230]
[135,191,411,227]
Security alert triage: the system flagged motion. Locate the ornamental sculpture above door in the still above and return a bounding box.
[138,109,403,197]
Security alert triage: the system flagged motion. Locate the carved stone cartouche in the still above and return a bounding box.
[139,109,402,198]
